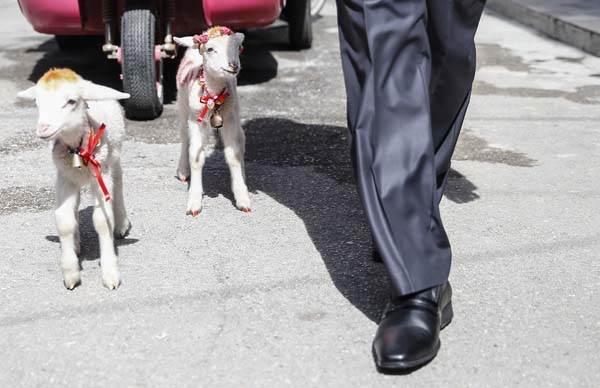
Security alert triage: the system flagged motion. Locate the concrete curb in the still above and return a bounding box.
[486,0,600,57]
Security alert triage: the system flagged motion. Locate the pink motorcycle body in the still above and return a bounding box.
[17,0,284,35]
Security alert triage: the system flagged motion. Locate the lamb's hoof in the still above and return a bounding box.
[236,198,252,213]
[186,209,201,217]
[186,197,203,217]
[175,174,189,183]
[176,162,190,183]
[63,270,81,290]
[235,192,252,213]
[114,219,132,240]
[102,267,121,290]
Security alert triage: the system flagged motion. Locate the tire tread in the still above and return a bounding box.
[121,8,163,120]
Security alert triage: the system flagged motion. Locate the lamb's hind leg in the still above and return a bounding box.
[111,160,131,239]
[92,180,120,290]
[177,121,190,182]
[55,177,81,289]
[186,120,206,216]
[176,92,190,182]
[74,193,81,256]
[221,124,251,212]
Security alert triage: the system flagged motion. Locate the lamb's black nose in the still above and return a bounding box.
[229,62,239,72]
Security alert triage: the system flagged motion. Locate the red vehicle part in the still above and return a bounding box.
[202,0,282,29]
[17,0,83,35]
[17,0,283,35]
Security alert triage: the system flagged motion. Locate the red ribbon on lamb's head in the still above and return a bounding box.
[193,26,235,46]
[192,34,209,45]
[173,26,243,54]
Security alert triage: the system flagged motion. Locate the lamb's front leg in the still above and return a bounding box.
[92,182,120,290]
[186,120,206,217]
[221,123,251,212]
[55,177,81,290]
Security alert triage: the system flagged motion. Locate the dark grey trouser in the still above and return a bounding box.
[336,0,486,295]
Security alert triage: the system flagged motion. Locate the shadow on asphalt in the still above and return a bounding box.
[445,168,480,203]
[241,117,480,322]
[244,117,480,203]
[45,206,139,263]
[244,117,389,321]
[27,39,123,93]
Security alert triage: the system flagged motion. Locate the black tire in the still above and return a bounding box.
[121,7,163,120]
[287,0,313,50]
[55,35,101,51]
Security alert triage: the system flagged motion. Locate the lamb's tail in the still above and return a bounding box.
[176,48,203,89]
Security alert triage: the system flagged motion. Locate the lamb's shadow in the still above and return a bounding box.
[201,165,247,206]
[238,117,480,321]
[45,206,139,263]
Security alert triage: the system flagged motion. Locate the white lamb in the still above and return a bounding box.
[174,26,251,216]
[17,68,131,290]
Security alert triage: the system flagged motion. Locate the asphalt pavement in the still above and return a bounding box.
[0,1,599,387]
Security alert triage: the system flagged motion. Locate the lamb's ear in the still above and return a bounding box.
[174,36,196,48]
[234,32,245,45]
[80,82,130,100]
[17,85,37,100]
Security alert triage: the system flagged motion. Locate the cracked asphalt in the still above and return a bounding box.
[0,2,599,387]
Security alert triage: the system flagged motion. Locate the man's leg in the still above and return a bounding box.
[354,0,485,371]
[338,0,485,296]
[350,0,452,372]
[429,0,486,202]
[357,0,447,296]
[337,0,389,266]
[349,0,486,297]
[339,0,450,296]
[335,0,371,174]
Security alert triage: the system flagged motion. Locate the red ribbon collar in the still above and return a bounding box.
[197,70,229,123]
[77,123,111,201]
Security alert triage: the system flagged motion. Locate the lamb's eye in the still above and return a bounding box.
[65,99,77,107]
[206,47,215,53]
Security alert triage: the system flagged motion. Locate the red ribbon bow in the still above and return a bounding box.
[78,123,111,201]
[198,89,230,123]
[193,26,234,45]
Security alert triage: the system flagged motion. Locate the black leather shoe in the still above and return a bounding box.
[372,282,453,372]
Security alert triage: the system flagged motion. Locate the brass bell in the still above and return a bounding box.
[72,153,82,169]
[210,112,224,128]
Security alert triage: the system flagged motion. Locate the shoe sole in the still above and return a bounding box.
[373,301,454,372]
